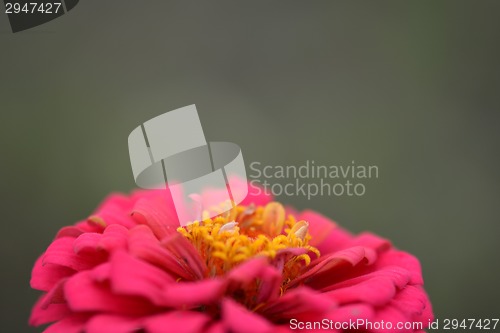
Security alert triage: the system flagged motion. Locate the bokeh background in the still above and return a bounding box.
[1,1,499,332]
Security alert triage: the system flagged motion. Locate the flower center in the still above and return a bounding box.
[177,202,320,282]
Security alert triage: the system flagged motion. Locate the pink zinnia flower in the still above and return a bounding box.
[30,188,433,332]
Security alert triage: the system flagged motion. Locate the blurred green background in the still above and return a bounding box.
[1,1,499,332]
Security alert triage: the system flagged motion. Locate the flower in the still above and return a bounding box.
[30,187,433,333]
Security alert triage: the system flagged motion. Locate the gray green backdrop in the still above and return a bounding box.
[1,1,499,332]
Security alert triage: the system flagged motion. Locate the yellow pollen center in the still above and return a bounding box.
[176,202,320,284]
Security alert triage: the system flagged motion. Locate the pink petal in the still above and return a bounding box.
[99,224,129,251]
[222,298,273,333]
[241,179,273,206]
[39,279,66,308]
[226,258,282,303]
[226,257,269,285]
[352,232,391,253]
[375,250,424,285]
[322,266,411,292]
[85,315,142,333]
[273,247,309,271]
[43,315,88,333]
[390,285,434,324]
[75,218,105,233]
[94,193,135,213]
[90,262,111,282]
[205,322,225,333]
[324,277,397,306]
[263,287,336,321]
[109,250,174,305]
[256,265,282,303]
[290,246,376,289]
[299,210,337,247]
[300,212,357,255]
[73,224,129,254]
[325,303,375,324]
[160,233,207,280]
[128,225,196,281]
[161,278,226,308]
[31,255,75,291]
[144,311,212,333]
[131,192,179,240]
[29,293,71,326]
[42,237,106,271]
[91,193,137,229]
[55,226,84,239]
[371,305,412,333]
[65,270,157,315]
